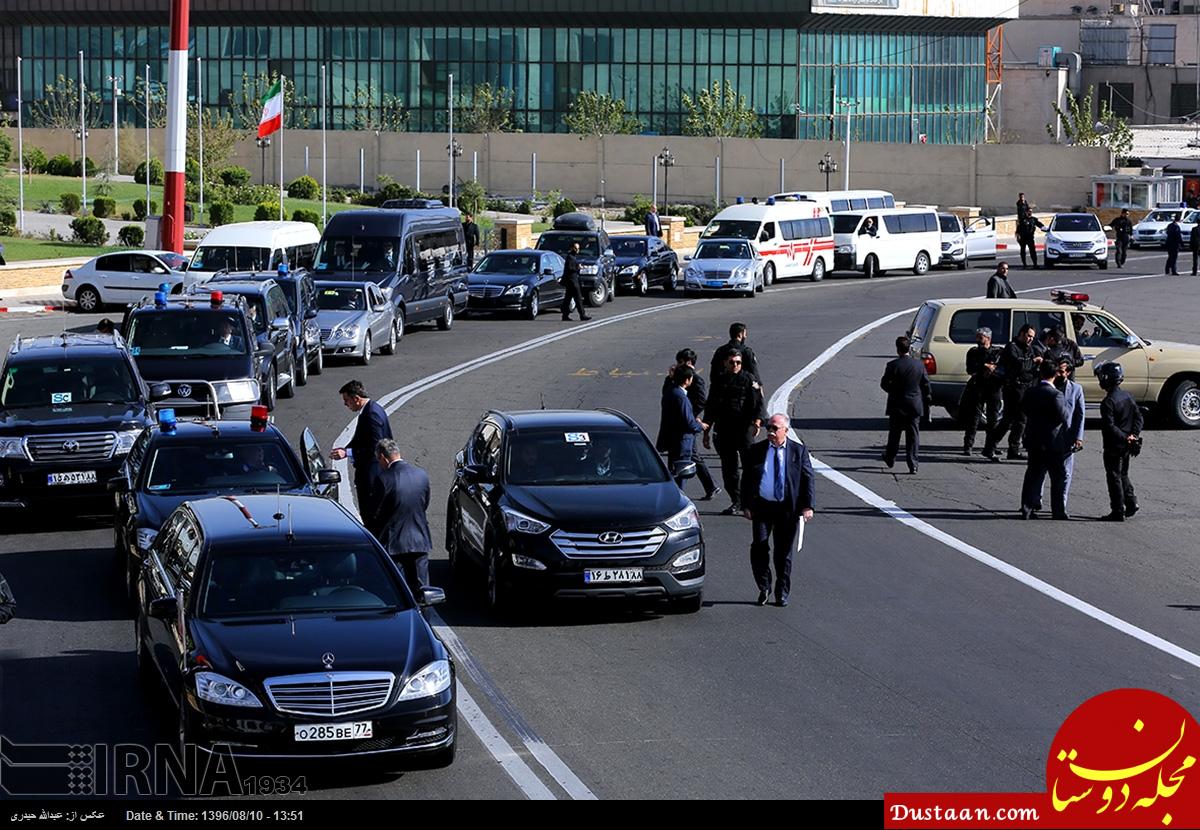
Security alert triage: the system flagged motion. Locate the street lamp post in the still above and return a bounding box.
[256,136,271,185]
[108,75,123,176]
[447,139,463,207]
[818,152,838,192]
[658,146,675,218]
[837,98,860,191]
[599,178,606,230]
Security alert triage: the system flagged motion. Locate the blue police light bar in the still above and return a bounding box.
[277,262,289,275]
[158,408,177,433]
[736,196,745,204]
[154,291,167,307]
[766,196,776,205]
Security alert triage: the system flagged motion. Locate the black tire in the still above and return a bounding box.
[135,614,156,689]
[524,290,540,320]
[437,297,454,331]
[1044,259,1055,269]
[1169,379,1200,428]
[763,262,776,286]
[262,365,277,411]
[310,345,323,375]
[913,251,931,275]
[75,285,102,312]
[485,547,510,615]
[636,273,648,296]
[1098,260,1108,270]
[359,333,372,366]
[670,593,703,614]
[586,282,607,307]
[422,741,457,769]
[446,507,469,574]
[957,259,967,271]
[394,307,406,343]
[864,255,879,279]
[124,552,138,608]
[381,320,398,355]
[177,700,195,763]
[810,257,825,282]
[295,347,308,386]
[665,262,678,291]
[279,354,296,399]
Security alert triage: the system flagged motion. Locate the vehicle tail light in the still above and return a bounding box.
[63,270,73,280]
[921,352,937,375]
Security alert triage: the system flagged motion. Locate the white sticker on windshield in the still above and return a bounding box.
[564,432,590,443]
[51,392,72,404]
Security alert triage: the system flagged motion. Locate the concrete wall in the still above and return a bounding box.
[6,128,1111,214]
[1001,65,1070,145]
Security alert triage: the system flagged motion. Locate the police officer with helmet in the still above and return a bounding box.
[1097,362,1143,522]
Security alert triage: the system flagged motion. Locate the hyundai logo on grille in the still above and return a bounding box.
[61,440,80,453]
[322,652,335,669]
[176,384,193,398]
[598,531,623,545]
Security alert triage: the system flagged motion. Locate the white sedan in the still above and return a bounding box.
[937,214,996,269]
[62,249,197,312]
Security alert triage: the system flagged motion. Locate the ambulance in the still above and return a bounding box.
[700,197,835,283]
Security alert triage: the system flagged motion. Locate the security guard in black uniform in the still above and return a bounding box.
[710,322,761,384]
[961,326,1003,456]
[704,351,765,515]
[1111,208,1133,268]
[662,348,720,500]
[1041,327,1084,380]
[1098,362,1143,522]
[560,241,592,322]
[987,323,1046,460]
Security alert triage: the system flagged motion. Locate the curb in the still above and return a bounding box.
[0,285,66,300]
[0,305,61,315]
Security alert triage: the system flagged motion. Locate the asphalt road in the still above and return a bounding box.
[1,247,1197,801]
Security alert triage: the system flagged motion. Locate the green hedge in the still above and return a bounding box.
[117,225,145,247]
[70,216,108,245]
[59,192,82,214]
[287,175,320,199]
[92,196,117,218]
[219,166,251,187]
[254,201,281,221]
[46,155,74,177]
[135,158,164,185]
[72,157,98,177]
[209,202,235,227]
[132,198,160,221]
[0,207,16,235]
[291,208,321,228]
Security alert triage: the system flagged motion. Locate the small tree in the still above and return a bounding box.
[188,107,240,179]
[135,158,165,185]
[681,80,763,138]
[118,225,145,246]
[457,180,487,217]
[70,215,108,245]
[287,176,320,200]
[59,192,82,214]
[1046,86,1134,160]
[564,91,642,136]
[457,83,515,134]
[27,75,104,130]
[22,147,48,175]
[346,82,411,132]
[0,133,12,164]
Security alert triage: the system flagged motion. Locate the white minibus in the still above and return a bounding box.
[831,207,941,278]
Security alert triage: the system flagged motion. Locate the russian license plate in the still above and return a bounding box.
[705,280,725,288]
[294,721,373,742]
[584,568,644,584]
[47,471,97,486]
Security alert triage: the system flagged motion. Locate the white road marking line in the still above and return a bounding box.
[767,271,1200,671]
[453,681,557,800]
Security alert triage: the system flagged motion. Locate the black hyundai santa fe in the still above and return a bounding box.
[446,409,705,614]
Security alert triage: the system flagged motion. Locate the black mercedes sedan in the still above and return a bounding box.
[612,235,680,295]
[465,250,566,320]
[445,409,704,615]
[135,494,456,765]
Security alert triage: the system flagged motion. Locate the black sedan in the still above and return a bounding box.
[135,494,456,765]
[613,235,680,295]
[445,409,705,615]
[111,418,340,603]
[465,250,566,319]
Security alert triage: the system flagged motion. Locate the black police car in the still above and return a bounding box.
[446,409,704,614]
[535,213,617,307]
[0,333,166,508]
[123,291,275,417]
[112,412,340,601]
[612,235,680,295]
[205,266,324,384]
[186,280,299,404]
[466,250,566,319]
[135,494,456,764]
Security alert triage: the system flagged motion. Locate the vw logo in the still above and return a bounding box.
[176,384,193,398]
[598,531,623,545]
[321,652,335,669]
[61,440,80,453]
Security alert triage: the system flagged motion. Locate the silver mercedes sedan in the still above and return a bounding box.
[314,280,399,365]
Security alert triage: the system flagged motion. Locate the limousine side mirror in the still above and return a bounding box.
[107,476,130,494]
[454,449,466,469]
[148,596,178,620]
[682,254,691,261]
[149,383,172,401]
[672,460,697,480]
[374,303,388,312]
[305,307,319,319]
[543,268,554,276]
[316,469,341,485]
[461,463,492,484]
[419,586,446,607]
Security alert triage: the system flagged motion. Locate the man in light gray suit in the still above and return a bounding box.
[1055,355,1086,516]
[368,438,433,592]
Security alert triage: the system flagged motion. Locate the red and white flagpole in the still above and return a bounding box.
[161,0,190,253]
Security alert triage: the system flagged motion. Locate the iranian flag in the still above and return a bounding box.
[257,79,282,138]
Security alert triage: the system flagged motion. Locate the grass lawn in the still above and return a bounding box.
[1,236,124,262]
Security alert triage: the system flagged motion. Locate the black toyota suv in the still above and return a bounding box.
[136,494,456,765]
[535,212,617,308]
[205,267,324,384]
[186,280,299,406]
[111,418,340,602]
[123,293,274,417]
[0,333,165,508]
[445,409,704,615]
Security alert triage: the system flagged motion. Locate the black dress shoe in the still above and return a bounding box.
[700,487,722,502]
[580,315,593,321]
[882,455,894,469]
[1020,508,1038,520]
[982,447,999,461]
[1052,513,1072,521]
[775,597,789,607]
[1007,450,1026,461]
[908,464,918,475]
[755,591,768,606]
[962,444,973,457]
[1125,503,1139,517]
[720,504,742,516]
[1100,512,1125,522]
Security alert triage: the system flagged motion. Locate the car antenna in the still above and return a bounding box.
[540,392,546,411]
[286,504,294,542]
[273,485,284,523]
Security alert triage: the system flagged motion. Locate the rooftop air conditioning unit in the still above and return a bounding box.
[1039,46,1063,67]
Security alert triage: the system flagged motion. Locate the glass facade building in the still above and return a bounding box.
[1,10,996,144]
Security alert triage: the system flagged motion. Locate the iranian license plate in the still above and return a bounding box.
[705,280,725,288]
[294,721,373,742]
[47,471,97,486]
[584,568,643,584]
[1069,253,1086,258]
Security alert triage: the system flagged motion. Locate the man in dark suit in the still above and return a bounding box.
[880,335,931,474]
[463,212,481,268]
[1098,361,1143,522]
[710,322,761,384]
[1019,359,1072,520]
[368,439,432,592]
[740,413,815,608]
[662,349,719,499]
[644,205,662,238]
[1165,217,1182,276]
[560,241,591,321]
[986,262,1016,299]
[656,366,704,487]
[330,379,394,521]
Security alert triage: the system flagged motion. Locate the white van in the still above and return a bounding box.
[831,207,941,278]
[773,189,896,215]
[700,198,835,283]
[189,221,321,274]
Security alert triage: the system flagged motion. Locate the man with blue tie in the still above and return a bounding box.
[644,204,662,238]
[740,413,815,607]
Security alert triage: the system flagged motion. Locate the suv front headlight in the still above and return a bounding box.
[398,660,452,701]
[620,265,639,275]
[0,438,26,459]
[579,264,599,275]
[114,428,143,455]
[195,671,263,708]
[135,527,158,551]
[664,504,700,532]
[501,506,551,534]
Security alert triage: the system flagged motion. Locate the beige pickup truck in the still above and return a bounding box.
[907,291,1200,428]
